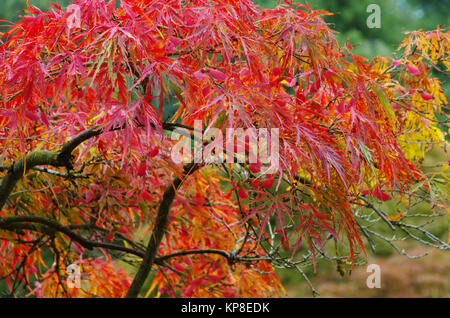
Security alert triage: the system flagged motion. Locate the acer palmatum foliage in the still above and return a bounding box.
[0,0,448,297]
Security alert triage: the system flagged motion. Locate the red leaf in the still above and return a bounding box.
[406,65,420,76]
[137,161,146,176]
[172,263,185,272]
[85,190,94,203]
[66,4,81,30]
[74,243,84,254]
[420,92,433,100]
[208,275,223,283]
[105,233,115,242]
[148,146,159,157]
[372,186,391,201]
[193,70,205,81]
[237,187,247,199]
[281,233,289,251]
[118,226,127,234]
[309,78,321,93]
[208,69,227,82]
[272,67,281,77]
[283,76,296,87]
[141,190,152,201]
[336,99,347,114]
[262,176,275,189]
[249,162,262,173]
[223,287,236,298]
[184,284,194,297]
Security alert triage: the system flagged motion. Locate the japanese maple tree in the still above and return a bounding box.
[0,0,448,298]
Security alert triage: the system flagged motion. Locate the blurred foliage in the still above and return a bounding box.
[0,0,71,22]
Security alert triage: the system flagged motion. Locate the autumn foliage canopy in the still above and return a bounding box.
[0,0,448,298]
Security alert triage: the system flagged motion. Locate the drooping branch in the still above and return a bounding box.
[155,249,231,263]
[0,215,146,257]
[358,196,396,230]
[125,162,201,298]
[0,122,209,297]
[0,214,261,266]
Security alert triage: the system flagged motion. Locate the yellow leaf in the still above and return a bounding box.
[387,210,405,221]
[7,39,16,49]
[145,277,162,298]
[88,111,105,124]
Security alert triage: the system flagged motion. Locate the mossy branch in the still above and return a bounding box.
[0,151,60,211]
[0,126,102,211]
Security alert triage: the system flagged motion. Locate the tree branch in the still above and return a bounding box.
[125,162,201,298]
[156,249,231,263]
[0,215,147,257]
[31,166,91,179]
[358,195,396,230]
[0,122,190,212]
[0,215,261,267]
[57,125,103,166]
[0,151,60,211]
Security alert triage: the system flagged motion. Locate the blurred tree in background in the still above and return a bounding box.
[0,0,71,23]
[259,0,449,58]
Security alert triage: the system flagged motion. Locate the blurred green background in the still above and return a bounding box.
[0,0,448,298]
[258,0,450,58]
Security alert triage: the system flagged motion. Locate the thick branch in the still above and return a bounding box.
[125,163,200,298]
[57,125,103,165]
[0,125,106,211]
[0,151,60,211]
[2,121,211,297]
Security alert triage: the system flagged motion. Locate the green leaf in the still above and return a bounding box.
[371,84,395,125]
[90,41,112,86]
[359,141,376,176]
